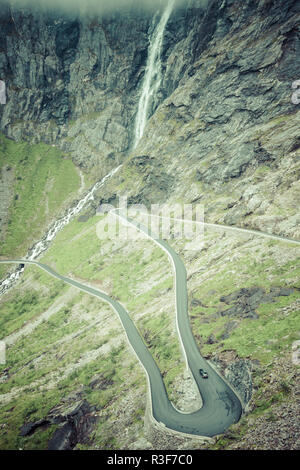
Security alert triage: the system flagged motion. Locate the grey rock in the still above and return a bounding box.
[223,144,255,180]
[47,400,98,450]
[220,320,239,340]
[206,333,217,344]
[19,419,50,437]
[48,422,77,451]
[219,286,295,319]
[225,359,253,405]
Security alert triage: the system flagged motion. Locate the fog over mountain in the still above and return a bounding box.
[1,0,209,15]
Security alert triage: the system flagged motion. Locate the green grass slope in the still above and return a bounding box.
[0,134,81,277]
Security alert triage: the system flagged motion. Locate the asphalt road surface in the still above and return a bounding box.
[0,210,246,437]
[4,211,299,436]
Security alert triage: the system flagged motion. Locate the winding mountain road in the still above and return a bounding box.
[1,210,299,437]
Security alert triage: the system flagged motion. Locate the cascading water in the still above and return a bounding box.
[0,0,175,294]
[133,0,175,148]
[0,165,122,296]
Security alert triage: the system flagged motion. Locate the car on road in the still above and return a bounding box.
[199,368,208,379]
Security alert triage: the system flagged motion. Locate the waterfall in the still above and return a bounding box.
[0,165,122,296]
[133,0,175,148]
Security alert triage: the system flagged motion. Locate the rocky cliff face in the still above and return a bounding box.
[0,0,203,171]
[97,0,300,239]
[1,0,299,207]
[0,1,149,169]
[0,0,299,250]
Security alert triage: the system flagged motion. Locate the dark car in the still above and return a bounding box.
[199,368,208,379]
